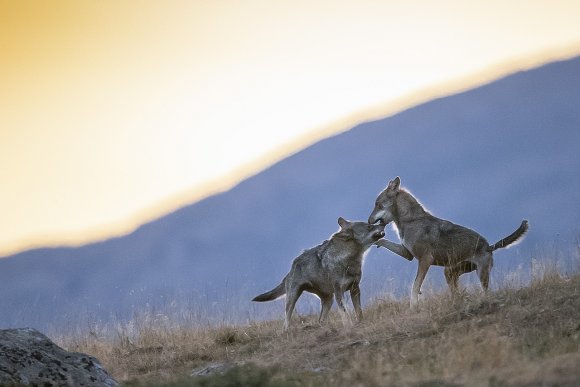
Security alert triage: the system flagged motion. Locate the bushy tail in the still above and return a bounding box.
[488,220,529,252]
[252,277,286,302]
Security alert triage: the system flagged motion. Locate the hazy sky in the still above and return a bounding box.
[1,0,580,255]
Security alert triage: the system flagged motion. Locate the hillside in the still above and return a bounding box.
[1,56,580,331]
[63,269,580,386]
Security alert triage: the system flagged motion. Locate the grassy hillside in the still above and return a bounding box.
[59,261,580,387]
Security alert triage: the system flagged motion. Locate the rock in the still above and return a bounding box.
[191,362,245,377]
[0,328,118,386]
[310,366,332,373]
[341,339,371,349]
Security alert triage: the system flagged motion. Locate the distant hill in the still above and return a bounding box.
[1,56,579,331]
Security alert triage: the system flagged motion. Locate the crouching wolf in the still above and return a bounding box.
[252,217,385,329]
[368,177,528,308]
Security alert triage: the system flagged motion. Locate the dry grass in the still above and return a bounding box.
[59,268,580,386]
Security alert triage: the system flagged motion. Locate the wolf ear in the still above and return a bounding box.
[338,217,350,229]
[387,176,401,192]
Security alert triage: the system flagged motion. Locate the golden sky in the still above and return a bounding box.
[1,0,580,256]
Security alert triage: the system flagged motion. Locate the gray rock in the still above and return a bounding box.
[310,366,332,373]
[191,362,245,377]
[0,328,118,386]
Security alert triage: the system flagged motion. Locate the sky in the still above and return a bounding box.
[1,0,580,256]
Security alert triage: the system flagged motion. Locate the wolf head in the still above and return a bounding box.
[337,217,385,248]
[368,176,400,226]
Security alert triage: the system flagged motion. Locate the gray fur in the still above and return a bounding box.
[369,177,528,308]
[252,217,385,329]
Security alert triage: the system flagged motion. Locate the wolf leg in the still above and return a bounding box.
[334,290,352,326]
[318,294,333,323]
[284,287,302,330]
[475,253,493,292]
[350,283,363,321]
[375,239,414,261]
[411,255,433,309]
[444,261,476,294]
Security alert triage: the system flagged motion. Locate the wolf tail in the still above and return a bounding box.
[488,220,529,252]
[252,276,287,302]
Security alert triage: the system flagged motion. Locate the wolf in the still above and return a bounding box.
[252,217,385,329]
[368,177,528,307]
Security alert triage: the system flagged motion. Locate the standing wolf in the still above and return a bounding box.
[252,217,385,329]
[368,177,528,307]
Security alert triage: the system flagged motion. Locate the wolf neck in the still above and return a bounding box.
[393,189,428,227]
[328,235,365,257]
